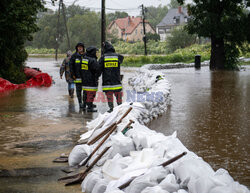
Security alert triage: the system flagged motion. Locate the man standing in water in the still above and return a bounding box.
[99,41,124,112]
[81,46,99,112]
[60,50,74,98]
[69,42,85,109]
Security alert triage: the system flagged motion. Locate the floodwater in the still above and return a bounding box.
[149,66,250,187]
[0,58,249,192]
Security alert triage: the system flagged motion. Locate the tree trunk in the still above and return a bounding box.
[210,36,225,70]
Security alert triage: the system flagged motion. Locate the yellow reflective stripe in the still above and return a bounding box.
[75,60,80,63]
[104,58,118,61]
[82,60,88,64]
[82,88,98,91]
[103,86,122,91]
[74,80,82,83]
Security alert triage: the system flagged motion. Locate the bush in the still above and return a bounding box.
[122,43,211,67]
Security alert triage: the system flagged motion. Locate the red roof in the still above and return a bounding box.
[109,16,149,34]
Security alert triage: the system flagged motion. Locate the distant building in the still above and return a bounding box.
[156,7,189,41]
[108,16,155,42]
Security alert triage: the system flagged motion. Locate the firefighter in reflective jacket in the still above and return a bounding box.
[81,46,99,112]
[98,41,124,112]
[69,42,85,108]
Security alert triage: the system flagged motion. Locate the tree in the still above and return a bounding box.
[168,0,181,9]
[0,0,45,83]
[60,12,101,52]
[145,5,168,30]
[177,0,250,70]
[166,26,197,52]
[106,11,129,26]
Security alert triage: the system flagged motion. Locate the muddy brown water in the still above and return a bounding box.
[0,58,249,192]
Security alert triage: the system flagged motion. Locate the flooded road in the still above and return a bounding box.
[0,57,249,192]
[149,67,250,187]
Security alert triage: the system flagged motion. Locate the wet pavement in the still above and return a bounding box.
[0,58,249,192]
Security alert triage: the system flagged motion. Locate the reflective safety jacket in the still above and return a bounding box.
[81,46,100,91]
[69,52,85,84]
[98,42,124,91]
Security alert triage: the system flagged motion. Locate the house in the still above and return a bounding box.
[108,16,155,42]
[156,7,189,41]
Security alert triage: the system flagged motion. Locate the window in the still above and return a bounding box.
[184,16,188,23]
[135,29,137,34]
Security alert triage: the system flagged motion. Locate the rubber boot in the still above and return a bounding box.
[69,89,74,98]
[87,102,97,112]
[107,102,114,113]
[82,102,87,110]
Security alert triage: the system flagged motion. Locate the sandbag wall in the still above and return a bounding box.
[68,68,249,193]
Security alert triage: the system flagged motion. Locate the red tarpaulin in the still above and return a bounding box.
[0,67,52,92]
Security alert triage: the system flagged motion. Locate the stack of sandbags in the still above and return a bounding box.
[66,68,249,193]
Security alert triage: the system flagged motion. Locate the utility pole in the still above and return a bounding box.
[61,0,70,49]
[55,1,61,61]
[141,4,147,56]
[101,0,106,54]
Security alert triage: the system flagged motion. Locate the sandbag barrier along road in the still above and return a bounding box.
[62,68,249,193]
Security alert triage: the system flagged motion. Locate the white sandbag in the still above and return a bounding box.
[144,166,169,183]
[209,182,250,193]
[105,168,148,192]
[78,129,95,144]
[141,186,169,193]
[110,132,135,157]
[102,154,127,180]
[68,144,91,167]
[105,188,125,193]
[177,189,188,193]
[192,175,225,193]
[159,174,180,192]
[125,174,157,193]
[213,168,234,185]
[174,156,215,185]
[81,171,102,193]
[92,179,109,193]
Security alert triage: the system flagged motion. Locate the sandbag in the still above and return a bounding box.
[68,144,91,166]
[110,132,135,157]
[141,186,169,193]
[81,171,102,193]
[125,174,157,193]
[92,179,109,193]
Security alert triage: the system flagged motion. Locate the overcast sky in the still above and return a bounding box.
[45,0,191,16]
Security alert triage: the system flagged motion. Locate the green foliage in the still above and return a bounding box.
[26,47,56,54]
[0,0,45,83]
[27,5,101,53]
[177,0,250,69]
[166,26,197,52]
[168,0,181,8]
[114,40,169,55]
[60,11,101,52]
[145,5,169,30]
[122,43,211,67]
[146,33,160,41]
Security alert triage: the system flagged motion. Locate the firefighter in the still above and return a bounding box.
[60,50,74,98]
[81,46,99,112]
[98,41,124,112]
[69,42,85,109]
